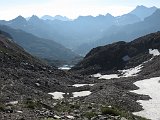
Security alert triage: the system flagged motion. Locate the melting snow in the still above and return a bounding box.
[92,73,120,79]
[35,83,40,86]
[131,77,160,120]
[92,48,160,80]
[8,101,18,105]
[149,49,160,56]
[16,110,23,113]
[72,84,94,87]
[72,91,91,97]
[54,115,61,119]
[99,74,120,79]
[48,92,65,99]
[92,64,143,80]
[119,64,143,77]
[58,65,73,70]
[66,115,75,119]
[91,73,102,78]
[58,67,71,70]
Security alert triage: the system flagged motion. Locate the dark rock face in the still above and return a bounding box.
[72,31,160,74]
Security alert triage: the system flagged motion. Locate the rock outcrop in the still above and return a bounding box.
[72,31,160,74]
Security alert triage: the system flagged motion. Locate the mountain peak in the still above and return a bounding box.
[12,15,26,21]
[28,15,41,23]
[130,5,158,20]
[105,13,114,17]
[11,15,27,24]
[30,15,39,20]
[135,5,157,10]
[136,5,146,9]
[41,15,70,21]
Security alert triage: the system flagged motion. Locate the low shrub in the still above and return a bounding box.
[101,107,120,116]
[84,111,97,119]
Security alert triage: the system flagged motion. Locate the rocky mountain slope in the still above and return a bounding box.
[0,31,93,119]
[0,25,79,65]
[71,31,160,120]
[72,31,160,75]
[0,31,148,120]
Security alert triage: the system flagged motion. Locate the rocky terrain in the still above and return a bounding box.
[0,31,93,120]
[0,31,151,120]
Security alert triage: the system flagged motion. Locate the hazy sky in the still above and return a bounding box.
[0,0,159,20]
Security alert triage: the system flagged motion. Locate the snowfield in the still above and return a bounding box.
[48,92,65,99]
[131,77,160,120]
[118,64,143,77]
[92,49,160,80]
[91,49,160,119]
[72,84,94,87]
[92,64,143,80]
[99,74,120,79]
[149,49,160,56]
[72,91,92,97]
[48,90,92,99]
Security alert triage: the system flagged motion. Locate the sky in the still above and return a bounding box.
[0,0,159,20]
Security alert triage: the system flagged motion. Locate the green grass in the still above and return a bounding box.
[101,106,149,120]
[0,102,5,112]
[84,111,97,120]
[101,107,120,116]
[41,118,59,120]
[25,99,42,109]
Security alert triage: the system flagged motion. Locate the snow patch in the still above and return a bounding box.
[72,84,94,87]
[92,73,119,79]
[8,101,18,105]
[48,92,65,99]
[54,115,61,119]
[66,115,75,119]
[131,77,160,120]
[35,83,40,86]
[92,64,143,80]
[149,49,160,56]
[91,73,102,78]
[16,110,23,113]
[72,91,91,97]
[58,65,73,70]
[119,64,143,77]
[99,74,120,79]
[58,67,71,70]
[92,49,160,80]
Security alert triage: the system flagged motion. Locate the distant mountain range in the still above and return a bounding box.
[75,9,160,55]
[0,5,158,57]
[130,5,157,20]
[41,15,70,21]
[0,25,79,65]
[0,14,140,50]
